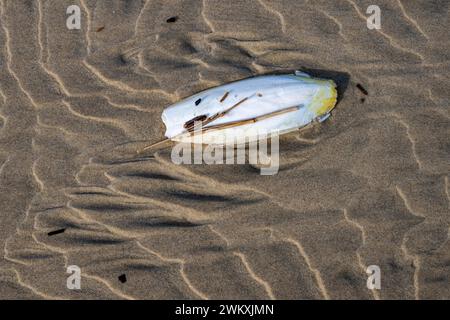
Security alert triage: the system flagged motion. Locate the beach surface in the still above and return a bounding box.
[0,0,449,299]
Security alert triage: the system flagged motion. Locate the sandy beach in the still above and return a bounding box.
[0,0,449,299]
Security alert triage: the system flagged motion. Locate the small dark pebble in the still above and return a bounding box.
[356,83,368,95]
[48,228,66,236]
[96,26,105,32]
[166,16,178,23]
[118,54,127,64]
[195,98,202,106]
[360,98,365,103]
[118,274,127,283]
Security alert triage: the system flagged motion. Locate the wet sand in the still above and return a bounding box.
[0,0,449,299]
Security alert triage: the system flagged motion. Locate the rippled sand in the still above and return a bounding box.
[0,0,449,299]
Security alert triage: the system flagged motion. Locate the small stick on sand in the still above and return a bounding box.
[137,138,172,154]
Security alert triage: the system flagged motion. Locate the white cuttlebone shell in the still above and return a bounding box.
[162,72,337,145]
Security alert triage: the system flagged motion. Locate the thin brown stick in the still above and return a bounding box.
[202,96,249,127]
[219,91,229,103]
[137,138,172,154]
[254,105,300,121]
[202,118,256,132]
[199,105,300,133]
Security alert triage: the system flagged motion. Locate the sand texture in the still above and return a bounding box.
[0,0,449,299]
